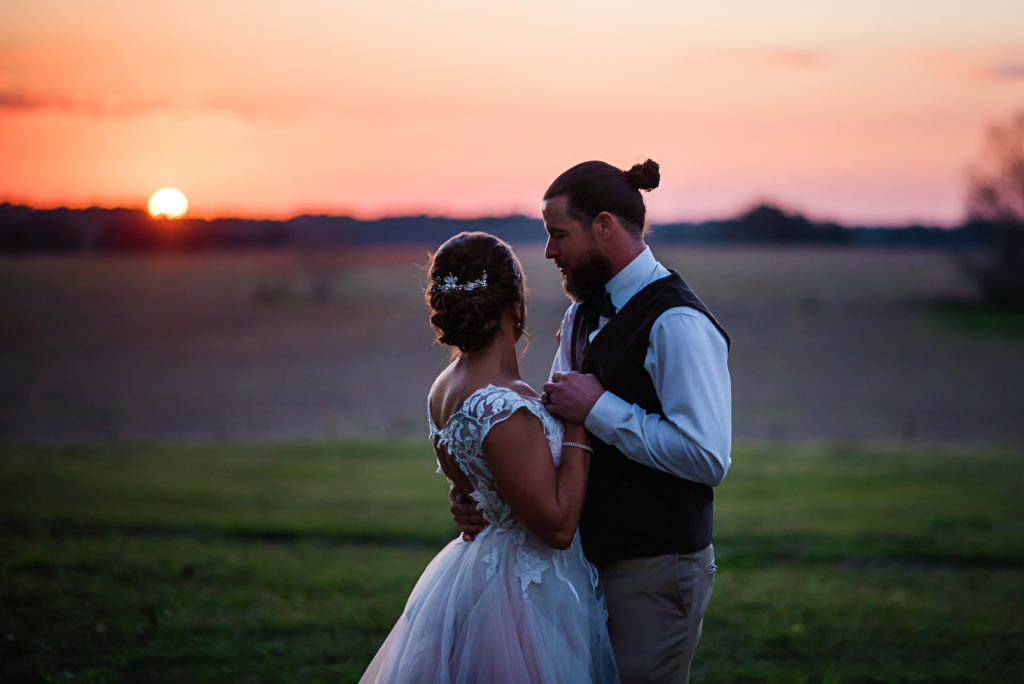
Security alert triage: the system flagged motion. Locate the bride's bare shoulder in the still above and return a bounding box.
[509,378,541,402]
[429,365,460,426]
[429,363,492,427]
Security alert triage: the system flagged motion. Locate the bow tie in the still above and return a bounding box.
[580,289,617,331]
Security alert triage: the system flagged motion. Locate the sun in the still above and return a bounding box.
[148,187,189,219]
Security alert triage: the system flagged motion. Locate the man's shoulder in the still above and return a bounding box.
[654,305,717,329]
[631,271,692,307]
[651,306,730,354]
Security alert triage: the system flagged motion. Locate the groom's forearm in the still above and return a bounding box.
[584,392,730,486]
[583,311,732,486]
[449,483,486,541]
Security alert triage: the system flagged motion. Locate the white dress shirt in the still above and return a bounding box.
[550,246,732,487]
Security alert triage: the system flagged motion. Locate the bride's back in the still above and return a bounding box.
[427,364,543,505]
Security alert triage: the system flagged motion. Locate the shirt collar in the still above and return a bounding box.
[604,246,658,311]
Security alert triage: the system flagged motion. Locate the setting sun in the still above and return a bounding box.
[148,188,189,219]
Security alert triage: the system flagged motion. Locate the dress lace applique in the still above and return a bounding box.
[513,548,551,598]
[482,548,500,581]
[553,556,581,603]
[428,384,563,536]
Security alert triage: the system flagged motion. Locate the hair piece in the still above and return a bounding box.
[430,271,488,294]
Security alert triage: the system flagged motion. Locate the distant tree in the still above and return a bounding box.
[962,109,1024,306]
[731,203,849,244]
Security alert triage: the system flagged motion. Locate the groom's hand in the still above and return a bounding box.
[543,372,604,424]
[450,483,486,541]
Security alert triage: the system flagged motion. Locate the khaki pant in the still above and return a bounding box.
[597,545,716,684]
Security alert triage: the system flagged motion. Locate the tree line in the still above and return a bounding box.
[0,201,994,253]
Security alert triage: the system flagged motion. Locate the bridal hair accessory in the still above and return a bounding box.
[431,271,488,294]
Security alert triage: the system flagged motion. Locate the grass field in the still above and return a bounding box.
[2,246,1023,681]
[2,440,1022,682]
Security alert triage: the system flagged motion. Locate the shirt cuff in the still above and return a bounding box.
[584,391,631,444]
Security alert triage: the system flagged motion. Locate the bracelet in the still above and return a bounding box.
[562,441,594,453]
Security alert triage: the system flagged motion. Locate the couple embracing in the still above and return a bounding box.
[362,159,731,683]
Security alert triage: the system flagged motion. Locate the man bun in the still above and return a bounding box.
[544,158,660,236]
[625,159,660,192]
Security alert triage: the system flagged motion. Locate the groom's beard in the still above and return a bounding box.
[562,246,613,304]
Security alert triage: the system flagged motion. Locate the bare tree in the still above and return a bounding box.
[963,110,1024,305]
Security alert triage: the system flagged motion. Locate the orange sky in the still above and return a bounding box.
[1,1,1023,225]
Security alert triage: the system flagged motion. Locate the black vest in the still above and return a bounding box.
[573,271,729,563]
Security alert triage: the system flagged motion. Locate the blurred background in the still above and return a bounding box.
[1,0,1022,446]
[2,243,1022,446]
[2,2,1023,682]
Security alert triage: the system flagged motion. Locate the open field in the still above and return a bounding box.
[1,244,1022,444]
[2,245,1023,679]
[1,440,1021,682]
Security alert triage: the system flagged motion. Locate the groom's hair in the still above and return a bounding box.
[543,159,660,237]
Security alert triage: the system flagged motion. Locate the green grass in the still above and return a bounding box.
[930,300,1024,342]
[0,441,453,545]
[1,441,1022,682]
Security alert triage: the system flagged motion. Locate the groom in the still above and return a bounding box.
[455,159,731,683]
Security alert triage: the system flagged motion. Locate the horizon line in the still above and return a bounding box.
[0,200,965,230]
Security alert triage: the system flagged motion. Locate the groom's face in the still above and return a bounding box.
[542,195,613,303]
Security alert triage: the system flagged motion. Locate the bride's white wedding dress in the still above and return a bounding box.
[361,384,618,683]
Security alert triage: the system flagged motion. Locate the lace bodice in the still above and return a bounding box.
[428,384,565,531]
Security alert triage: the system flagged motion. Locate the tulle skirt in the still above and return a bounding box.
[361,525,619,683]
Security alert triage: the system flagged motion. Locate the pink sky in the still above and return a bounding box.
[2,1,1023,225]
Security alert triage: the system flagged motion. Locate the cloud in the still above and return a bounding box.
[0,88,312,121]
[0,89,160,115]
[0,90,74,111]
[764,49,830,67]
[989,63,1024,79]
[0,87,487,125]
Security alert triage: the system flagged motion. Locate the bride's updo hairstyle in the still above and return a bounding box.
[426,231,527,356]
[543,159,660,237]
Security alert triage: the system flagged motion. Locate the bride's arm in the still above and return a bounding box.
[483,410,590,550]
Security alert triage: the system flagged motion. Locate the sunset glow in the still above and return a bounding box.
[2,1,1023,225]
[147,187,188,219]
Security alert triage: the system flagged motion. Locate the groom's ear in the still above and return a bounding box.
[592,211,616,242]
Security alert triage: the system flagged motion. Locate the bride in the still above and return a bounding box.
[361,232,618,683]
